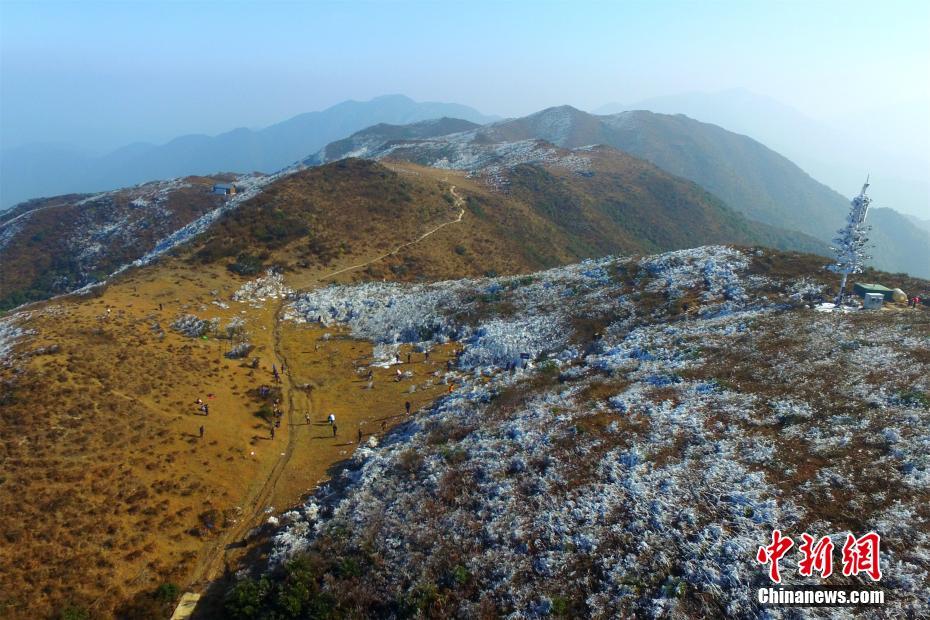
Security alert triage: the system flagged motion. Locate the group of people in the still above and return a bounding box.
[270,398,283,438]
[194,398,211,439]
[197,347,452,447]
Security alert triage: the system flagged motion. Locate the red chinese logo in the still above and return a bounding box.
[756,529,794,583]
[757,530,882,582]
[798,533,834,578]
[841,532,882,581]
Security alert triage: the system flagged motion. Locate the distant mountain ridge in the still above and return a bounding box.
[594,90,930,222]
[0,95,497,209]
[312,105,930,277]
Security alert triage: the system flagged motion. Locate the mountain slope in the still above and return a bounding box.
[0,95,496,209]
[1,148,822,313]
[184,156,824,288]
[313,117,482,163]
[222,246,930,618]
[595,89,930,221]
[315,106,929,277]
[1,157,927,617]
[0,175,242,310]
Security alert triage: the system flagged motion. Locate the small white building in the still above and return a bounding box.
[212,183,237,196]
[863,293,884,310]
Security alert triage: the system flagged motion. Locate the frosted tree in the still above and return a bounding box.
[829,178,872,305]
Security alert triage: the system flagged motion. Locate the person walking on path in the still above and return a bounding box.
[305,412,311,425]
[405,401,411,415]
[270,425,275,440]
[199,425,204,439]
[407,353,411,364]
[332,423,338,437]
[357,428,363,444]
[328,413,336,425]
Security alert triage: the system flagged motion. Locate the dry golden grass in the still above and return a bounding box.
[0,246,462,618]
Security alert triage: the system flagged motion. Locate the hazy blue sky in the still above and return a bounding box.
[1,0,928,153]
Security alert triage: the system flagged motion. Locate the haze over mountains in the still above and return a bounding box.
[2,94,928,284]
[0,95,496,209]
[595,89,930,221]
[311,105,930,277]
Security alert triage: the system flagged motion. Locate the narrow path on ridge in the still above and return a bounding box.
[180,182,466,615]
[320,184,466,281]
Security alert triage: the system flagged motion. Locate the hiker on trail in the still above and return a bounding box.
[405,401,411,415]
[367,369,373,380]
[305,412,311,425]
[425,351,430,362]
[159,303,163,311]
[358,428,363,444]
[332,423,338,437]
[270,426,275,439]
[328,413,336,425]
[199,425,204,439]
[380,420,387,432]
[407,353,411,364]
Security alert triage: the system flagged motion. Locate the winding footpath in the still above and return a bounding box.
[321,185,466,280]
[177,183,466,617]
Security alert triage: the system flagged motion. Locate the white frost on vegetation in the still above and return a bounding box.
[263,245,929,617]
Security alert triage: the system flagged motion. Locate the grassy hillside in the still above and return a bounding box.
[189,156,823,289]
[482,106,930,277]
[0,176,233,311]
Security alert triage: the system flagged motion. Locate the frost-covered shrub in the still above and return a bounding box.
[225,342,254,359]
[170,314,218,337]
